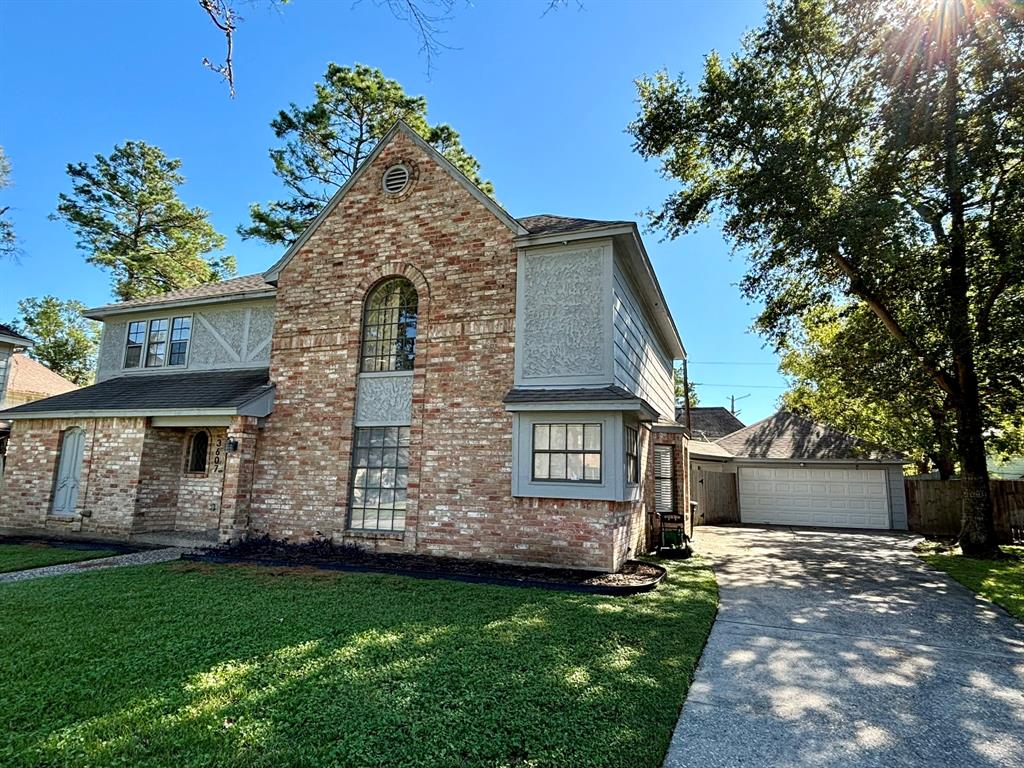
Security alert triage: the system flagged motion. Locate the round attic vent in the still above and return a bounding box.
[382,164,411,195]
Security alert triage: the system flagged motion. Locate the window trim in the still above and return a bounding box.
[123,314,193,370]
[185,430,210,475]
[530,422,603,484]
[625,424,639,485]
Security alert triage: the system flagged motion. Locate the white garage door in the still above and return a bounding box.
[738,466,890,529]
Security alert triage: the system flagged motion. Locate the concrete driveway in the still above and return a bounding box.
[664,526,1024,768]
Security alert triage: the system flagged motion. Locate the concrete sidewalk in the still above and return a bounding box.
[664,526,1024,768]
[0,547,187,584]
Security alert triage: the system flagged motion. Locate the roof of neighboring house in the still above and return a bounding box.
[988,455,1024,480]
[83,274,276,319]
[517,215,633,236]
[0,322,34,347]
[0,369,273,418]
[716,410,906,462]
[680,406,746,439]
[7,354,78,398]
[688,439,734,460]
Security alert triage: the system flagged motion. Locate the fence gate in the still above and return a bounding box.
[692,469,739,525]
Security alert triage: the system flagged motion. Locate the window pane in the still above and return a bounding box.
[566,453,584,481]
[533,453,549,479]
[566,424,584,450]
[398,427,411,445]
[585,453,601,480]
[361,278,418,372]
[124,346,141,368]
[550,425,566,450]
[168,341,188,366]
[584,424,601,451]
[369,429,384,447]
[533,424,549,450]
[550,453,566,479]
[146,342,166,367]
[349,426,410,532]
[127,321,146,344]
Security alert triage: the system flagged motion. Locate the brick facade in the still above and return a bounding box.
[0,128,687,572]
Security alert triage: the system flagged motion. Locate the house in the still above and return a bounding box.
[0,325,78,477]
[0,122,689,572]
[689,410,908,530]
[683,406,745,440]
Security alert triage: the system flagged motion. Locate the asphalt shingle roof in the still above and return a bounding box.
[85,274,275,316]
[715,411,905,462]
[7,354,78,398]
[517,215,633,236]
[0,323,34,346]
[681,406,746,438]
[504,385,642,404]
[0,369,272,416]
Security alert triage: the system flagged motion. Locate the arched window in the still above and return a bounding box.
[361,278,418,372]
[187,431,209,474]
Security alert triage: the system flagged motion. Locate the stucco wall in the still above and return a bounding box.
[96,300,275,381]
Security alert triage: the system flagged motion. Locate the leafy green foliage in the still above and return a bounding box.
[674,364,699,408]
[0,543,119,574]
[630,0,1024,553]
[922,545,1024,621]
[0,558,716,767]
[241,63,494,245]
[52,141,235,302]
[12,296,100,386]
[0,146,15,258]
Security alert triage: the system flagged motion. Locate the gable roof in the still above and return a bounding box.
[0,369,273,419]
[7,354,78,398]
[263,120,528,285]
[0,322,33,348]
[683,406,746,439]
[84,274,276,319]
[517,215,633,236]
[716,410,906,462]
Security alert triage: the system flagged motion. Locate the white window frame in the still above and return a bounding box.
[123,314,193,370]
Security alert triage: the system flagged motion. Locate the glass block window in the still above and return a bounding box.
[124,321,146,368]
[145,319,169,367]
[532,423,601,483]
[349,426,411,531]
[169,317,191,366]
[625,425,639,484]
[361,278,418,372]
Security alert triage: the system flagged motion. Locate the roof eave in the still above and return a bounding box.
[83,288,277,320]
[0,332,34,348]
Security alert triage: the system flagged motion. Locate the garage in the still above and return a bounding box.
[737,466,890,529]
[687,410,909,531]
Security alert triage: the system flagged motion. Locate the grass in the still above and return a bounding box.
[921,544,1024,621]
[0,558,717,768]
[0,542,122,573]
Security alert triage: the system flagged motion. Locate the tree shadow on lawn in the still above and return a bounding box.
[0,559,716,768]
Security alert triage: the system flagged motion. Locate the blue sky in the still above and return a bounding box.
[0,0,786,422]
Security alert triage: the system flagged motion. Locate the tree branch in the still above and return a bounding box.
[199,0,237,97]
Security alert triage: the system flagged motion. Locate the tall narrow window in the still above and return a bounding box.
[187,431,209,473]
[625,425,639,484]
[349,426,411,531]
[124,321,146,368]
[146,319,169,367]
[169,317,191,366]
[361,278,418,372]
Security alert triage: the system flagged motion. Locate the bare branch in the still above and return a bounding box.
[377,0,456,76]
[199,0,238,97]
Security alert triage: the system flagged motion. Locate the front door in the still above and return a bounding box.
[52,427,85,516]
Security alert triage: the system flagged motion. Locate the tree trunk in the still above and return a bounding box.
[942,30,998,558]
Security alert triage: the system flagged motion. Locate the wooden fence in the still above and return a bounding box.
[905,479,1024,543]
[692,469,739,525]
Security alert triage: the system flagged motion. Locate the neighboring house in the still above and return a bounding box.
[0,121,689,572]
[689,410,908,530]
[684,406,745,440]
[0,326,79,478]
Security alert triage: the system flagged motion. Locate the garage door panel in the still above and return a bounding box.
[738,466,890,529]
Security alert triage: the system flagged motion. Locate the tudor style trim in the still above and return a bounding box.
[263,120,528,285]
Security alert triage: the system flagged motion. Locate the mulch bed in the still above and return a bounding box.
[185,539,666,596]
[0,536,144,555]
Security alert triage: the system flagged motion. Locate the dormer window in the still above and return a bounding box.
[123,316,192,369]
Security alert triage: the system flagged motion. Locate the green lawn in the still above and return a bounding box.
[0,542,121,573]
[0,558,717,768]
[922,545,1024,621]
